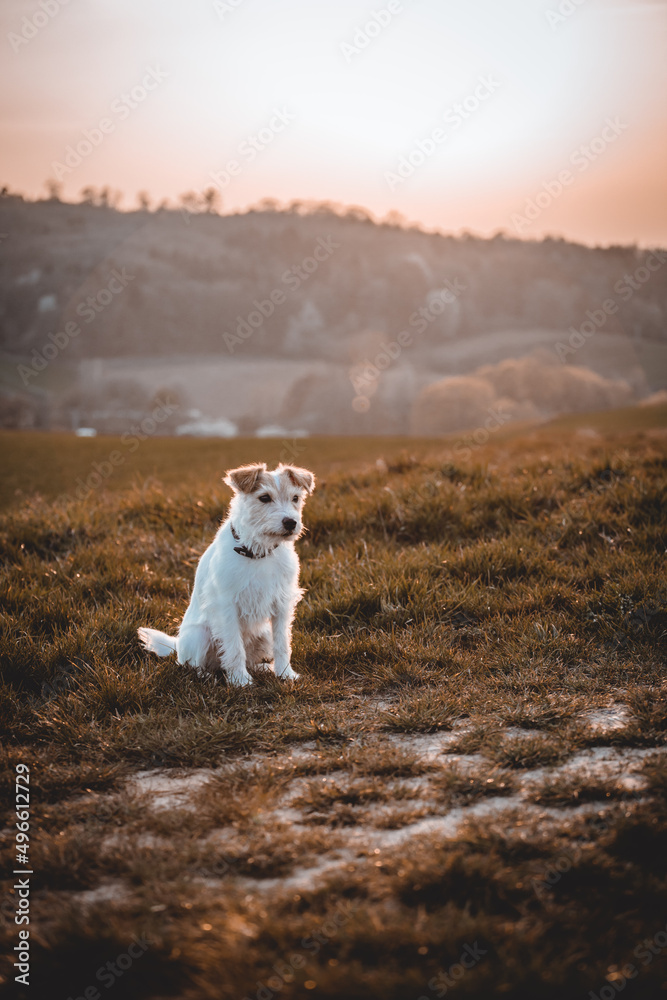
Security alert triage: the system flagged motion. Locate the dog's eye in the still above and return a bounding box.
[258,494,273,504]
[292,495,299,503]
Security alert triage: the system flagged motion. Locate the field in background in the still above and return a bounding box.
[0,431,440,511]
[0,412,666,999]
[2,401,666,511]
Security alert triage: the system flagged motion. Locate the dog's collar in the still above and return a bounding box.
[230,523,276,560]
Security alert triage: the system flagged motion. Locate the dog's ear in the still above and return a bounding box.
[224,463,267,493]
[280,464,316,494]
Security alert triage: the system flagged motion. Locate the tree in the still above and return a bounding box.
[345,205,373,223]
[255,197,280,213]
[44,179,63,201]
[179,191,201,215]
[383,209,406,228]
[203,187,221,214]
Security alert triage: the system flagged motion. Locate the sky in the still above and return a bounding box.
[1,0,666,247]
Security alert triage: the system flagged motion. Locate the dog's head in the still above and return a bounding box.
[224,462,316,545]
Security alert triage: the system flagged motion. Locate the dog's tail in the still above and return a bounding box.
[138,627,177,658]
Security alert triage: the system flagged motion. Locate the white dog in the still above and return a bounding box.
[138,462,315,686]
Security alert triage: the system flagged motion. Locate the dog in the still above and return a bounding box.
[138,462,315,686]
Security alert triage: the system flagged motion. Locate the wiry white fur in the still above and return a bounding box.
[138,463,315,687]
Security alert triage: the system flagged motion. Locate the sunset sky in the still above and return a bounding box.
[1,0,666,247]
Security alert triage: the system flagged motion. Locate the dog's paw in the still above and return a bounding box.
[275,665,300,682]
[226,669,254,687]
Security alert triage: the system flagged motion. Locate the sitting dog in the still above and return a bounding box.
[138,462,315,686]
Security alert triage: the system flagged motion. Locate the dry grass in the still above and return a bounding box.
[1,421,666,998]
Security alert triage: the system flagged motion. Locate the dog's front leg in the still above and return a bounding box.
[271,604,299,681]
[212,608,252,687]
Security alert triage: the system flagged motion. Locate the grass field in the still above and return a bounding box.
[1,410,666,999]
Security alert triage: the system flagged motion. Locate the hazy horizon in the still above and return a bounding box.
[5,187,667,253]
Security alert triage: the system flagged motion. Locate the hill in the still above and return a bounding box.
[1,196,666,434]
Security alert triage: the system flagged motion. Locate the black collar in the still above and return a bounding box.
[230,524,276,560]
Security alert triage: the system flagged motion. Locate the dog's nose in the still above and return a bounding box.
[282,517,297,533]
